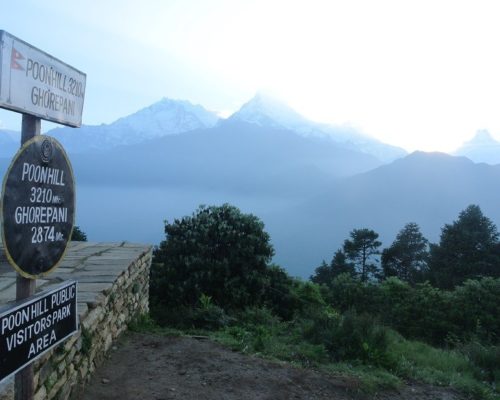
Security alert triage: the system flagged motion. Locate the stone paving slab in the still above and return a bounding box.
[68,275,118,283]
[0,241,152,317]
[0,279,15,292]
[69,270,123,277]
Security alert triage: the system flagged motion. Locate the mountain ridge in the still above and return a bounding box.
[2,95,407,163]
[229,93,407,162]
[46,98,219,153]
[454,129,500,165]
[0,139,498,277]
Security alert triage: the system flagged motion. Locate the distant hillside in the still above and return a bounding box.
[1,144,498,277]
[454,130,500,165]
[277,151,500,275]
[4,98,498,278]
[69,119,383,193]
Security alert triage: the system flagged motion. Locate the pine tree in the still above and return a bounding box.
[381,222,429,285]
[343,228,381,282]
[429,205,500,288]
[310,250,355,286]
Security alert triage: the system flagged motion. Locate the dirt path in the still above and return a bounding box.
[81,332,465,400]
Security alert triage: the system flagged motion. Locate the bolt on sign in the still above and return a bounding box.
[0,281,78,383]
[0,30,86,127]
[1,135,75,278]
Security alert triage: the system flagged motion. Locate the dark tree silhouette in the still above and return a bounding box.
[381,222,429,285]
[151,204,274,310]
[343,228,381,282]
[429,205,500,288]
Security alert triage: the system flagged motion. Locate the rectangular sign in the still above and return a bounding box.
[0,280,78,383]
[0,30,86,127]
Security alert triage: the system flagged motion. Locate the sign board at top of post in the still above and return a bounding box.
[1,135,75,279]
[0,30,86,127]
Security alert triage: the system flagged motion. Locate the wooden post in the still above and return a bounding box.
[20,115,41,145]
[14,114,40,400]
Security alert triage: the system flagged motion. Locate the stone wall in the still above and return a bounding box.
[0,242,152,400]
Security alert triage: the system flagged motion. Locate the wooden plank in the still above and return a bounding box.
[14,113,39,400]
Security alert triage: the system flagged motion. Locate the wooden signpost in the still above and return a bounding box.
[2,135,76,278]
[0,30,86,127]
[0,30,86,400]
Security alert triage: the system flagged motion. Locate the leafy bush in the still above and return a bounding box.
[71,225,87,241]
[461,342,500,384]
[190,294,231,330]
[327,311,392,367]
[236,307,281,328]
[151,293,231,330]
[295,304,339,347]
[378,278,454,344]
[324,275,500,347]
[297,307,391,367]
[150,204,274,315]
[261,264,302,320]
[451,278,500,344]
[324,273,380,314]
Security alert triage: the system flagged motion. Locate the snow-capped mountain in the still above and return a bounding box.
[2,95,404,163]
[47,98,219,153]
[229,93,406,162]
[110,98,219,141]
[454,130,500,165]
[229,93,322,135]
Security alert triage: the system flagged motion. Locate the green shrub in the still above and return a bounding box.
[150,301,230,330]
[150,303,191,327]
[128,314,158,332]
[261,265,301,320]
[461,342,500,384]
[451,278,500,344]
[326,273,380,314]
[296,304,340,347]
[379,278,454,344]
[297,308,391,367]
[71,225,87,241]
[328,311,391,367]
[236,307,281,328]
[190,304,230,330]
[151,204,274,312]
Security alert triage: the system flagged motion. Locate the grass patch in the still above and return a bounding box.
[388,331,498,399]
[324,362,402,393]
[212,321,499,399]
[140,307,499,400]
[213,324,328,367]
[128,313,183,336]
[213,324,401,394]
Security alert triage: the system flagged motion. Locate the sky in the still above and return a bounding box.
[1,0,500,152]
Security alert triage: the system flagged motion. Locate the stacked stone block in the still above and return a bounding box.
[0,242,152,400]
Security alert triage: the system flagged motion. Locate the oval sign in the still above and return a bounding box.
[1,135,75,278]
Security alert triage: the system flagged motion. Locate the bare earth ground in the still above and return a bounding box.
[81,332,465,400]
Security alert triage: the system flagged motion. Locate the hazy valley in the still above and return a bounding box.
[1,95,499,277]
